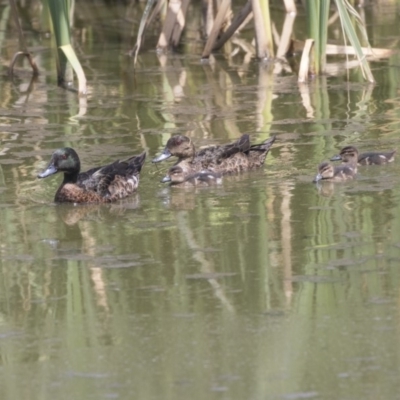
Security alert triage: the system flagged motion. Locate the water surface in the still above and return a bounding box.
[1,2,400,399]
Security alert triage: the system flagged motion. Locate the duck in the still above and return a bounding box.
[313,162,356,183]
[161,165,222,187]
[331,145,395,165]
[152,134,276,174]
[37,147,146,203]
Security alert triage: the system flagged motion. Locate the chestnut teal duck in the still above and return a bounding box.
[152,134,276,175]
[38,148,146,203]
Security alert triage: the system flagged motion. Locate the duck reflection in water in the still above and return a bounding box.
[56,195,140,226]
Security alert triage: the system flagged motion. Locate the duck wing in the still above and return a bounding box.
[247,135,276,153]
[196,134,251,166]
[77,152,146,196]
[77,166,102,190]
[245,135,276,167]
[358,150,396,165]
[218,134,251,159]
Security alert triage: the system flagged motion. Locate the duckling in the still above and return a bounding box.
[161,165,222,187]
[38,147,146,203]
[331,145,395,166]
[152,134,276,174]
[313,162,356,183]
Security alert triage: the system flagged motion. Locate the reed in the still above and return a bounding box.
[132,0,157,66]
[304,0,330,75]
[251,0,274,59]
[130,0,379,83]
[334,0,374,82]
[304,0,374,82]
[47,0,87,94]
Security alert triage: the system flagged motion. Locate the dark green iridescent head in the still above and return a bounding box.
[37,148,81,179]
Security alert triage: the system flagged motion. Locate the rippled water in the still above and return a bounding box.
[1,2,400,399]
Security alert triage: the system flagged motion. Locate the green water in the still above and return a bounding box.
[0,2,400,399]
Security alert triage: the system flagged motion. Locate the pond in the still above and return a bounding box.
[0,1,400,399]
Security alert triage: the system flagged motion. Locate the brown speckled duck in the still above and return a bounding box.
[38,148,146,203]
[161,165,222,187]
[331,145,395,165]
[152,134,276,175]
[313,162,356,183]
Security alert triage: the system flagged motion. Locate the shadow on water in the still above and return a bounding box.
[1,1,400,399]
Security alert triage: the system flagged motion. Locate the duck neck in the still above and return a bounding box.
[346,158,357,167]
[178,143,195,162]
[62,170,79,185]
[178,155,195,164]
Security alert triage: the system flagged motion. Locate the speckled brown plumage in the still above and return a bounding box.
[313,162,356,183]
[153,134,276,175]
[38,148,146,203]
[331,145,396,166]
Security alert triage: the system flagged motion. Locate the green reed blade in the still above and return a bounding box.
[47,0,87,93]
[305,0,319,74]
[60,44,87,95]
[260,0,274,58]
[305,0,329,75]
[133,0,157,67]
[334,0,374,83]
[319,0,330,73]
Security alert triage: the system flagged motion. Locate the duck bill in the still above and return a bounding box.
[330,154,342,161]
[161,175,171,183]
[313,173,323,183]
[37,163,58,179]
[152,149,172,163]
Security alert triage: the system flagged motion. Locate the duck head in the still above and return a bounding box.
[152,135,195,163]
[162,165,222,186]
[313,162,334,182]
[161,165,186,184]
[331,146,358,163]
[38,148,81,180]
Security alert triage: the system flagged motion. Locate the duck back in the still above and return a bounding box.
[56,152,146,203]
[196,135,275,174]
[358,150,396,165]
[246,136,276,169]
